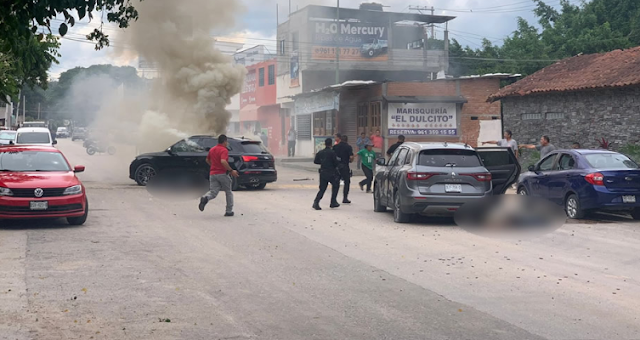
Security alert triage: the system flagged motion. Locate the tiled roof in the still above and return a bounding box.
[487,46,640,102]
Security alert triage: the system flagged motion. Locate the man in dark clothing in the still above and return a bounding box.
[313,138,341,210]
[386,135,405,157]
[333,133,354,204]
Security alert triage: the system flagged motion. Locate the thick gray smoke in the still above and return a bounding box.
[120,0,246,153]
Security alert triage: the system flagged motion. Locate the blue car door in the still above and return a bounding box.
[547,153,577,205]
[530,154,559,197]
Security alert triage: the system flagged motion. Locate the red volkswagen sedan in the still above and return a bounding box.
[0,145,88,225]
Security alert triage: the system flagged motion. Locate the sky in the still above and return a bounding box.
[48,0,565,80]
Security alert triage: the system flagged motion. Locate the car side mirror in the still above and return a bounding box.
[52,139,58,145]
[376,158,386,166]
[205,147,211,152]
[74,165,85,173]
[166,147,175,155]
[528,165,535,172]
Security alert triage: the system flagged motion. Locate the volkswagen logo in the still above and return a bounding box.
[34,188,44,198]
[451,172,456,177]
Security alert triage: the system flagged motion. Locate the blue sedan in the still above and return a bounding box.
[517,150,640,219]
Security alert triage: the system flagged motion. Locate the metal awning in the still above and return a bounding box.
[239,104,259,122]
[384,96,468,104]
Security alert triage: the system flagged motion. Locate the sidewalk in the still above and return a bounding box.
[276,157,367,176]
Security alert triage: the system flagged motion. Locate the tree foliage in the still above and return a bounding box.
[449,0,640,77]
[0,0,141,103]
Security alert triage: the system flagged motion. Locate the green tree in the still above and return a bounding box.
[0,1,141,103]
[449,0,640,77]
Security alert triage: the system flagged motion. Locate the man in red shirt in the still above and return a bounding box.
[199,135,239,216]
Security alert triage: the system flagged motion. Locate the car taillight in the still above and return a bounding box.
[463,173,492,182]
[585,172,604,186]
[242,155,259,162]
[407,172,436,180]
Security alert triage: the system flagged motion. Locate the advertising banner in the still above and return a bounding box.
[311,20,389,61]
[290,50,300,88]
[240,69,257,108]
[387,103,458,136]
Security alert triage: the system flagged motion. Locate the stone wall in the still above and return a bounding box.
[501,86,640,167]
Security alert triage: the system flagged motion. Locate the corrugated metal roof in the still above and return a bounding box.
[488,46,640,102]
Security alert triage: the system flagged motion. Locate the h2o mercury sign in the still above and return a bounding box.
[388,103,458,136]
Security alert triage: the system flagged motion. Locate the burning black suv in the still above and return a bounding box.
[129,135,277,190]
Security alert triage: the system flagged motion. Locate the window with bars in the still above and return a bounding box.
[297,114,312,140]
[546,112,565,120]
[268,65,275,85]
[522,113,543,120]
[259,68,265,87]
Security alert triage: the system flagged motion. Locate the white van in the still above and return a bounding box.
[15,127,56,146]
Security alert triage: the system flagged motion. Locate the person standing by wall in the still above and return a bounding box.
[358,143,376,193]
[199,135,239,217]
[288,128,296,157]
[356,132,370,170]
[333,133,354,204]
[482,130,519,158]
[313,138,341,210]
[370,129,384,159]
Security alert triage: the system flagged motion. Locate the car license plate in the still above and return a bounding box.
[445,184,462,193]
[30,201,48,210]
[623,195,636,203]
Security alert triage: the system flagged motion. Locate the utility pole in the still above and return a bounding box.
[38,103,41,120]
[22,95,26,125]
[431,6,435,39]
[335,0,340,85]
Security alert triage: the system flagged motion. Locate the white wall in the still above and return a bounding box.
[477,120,502,146]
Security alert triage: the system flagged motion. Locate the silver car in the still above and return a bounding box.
[373,142,520,223]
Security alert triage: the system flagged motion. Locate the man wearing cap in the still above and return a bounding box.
[357,143,376,193]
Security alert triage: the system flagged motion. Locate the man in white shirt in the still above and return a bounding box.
[482,130,519,158]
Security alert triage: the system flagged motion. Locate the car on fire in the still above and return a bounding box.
[0,145,88,225]
[373,143,520,223]
[129,135,277,190]
[517,149,640,220]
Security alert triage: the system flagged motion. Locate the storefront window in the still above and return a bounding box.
[313,110,336,136]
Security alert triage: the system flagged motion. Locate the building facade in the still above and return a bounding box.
[238,56,289,155]
[488,47,640,162]
[276,3,456,156]
[291,75,515,157]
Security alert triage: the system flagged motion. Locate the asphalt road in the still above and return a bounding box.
[1,139,639,340]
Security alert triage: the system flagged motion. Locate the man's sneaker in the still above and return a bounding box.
[366,190,372,193]
[224,212,234,217]
[312,203,321,210]
[330,202,340,208]
[342,199,351,204]
[359,183,364,191]
[198,197,208,212]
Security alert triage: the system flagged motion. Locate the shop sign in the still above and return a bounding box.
[387,103,458,136]
[295,92,339,115]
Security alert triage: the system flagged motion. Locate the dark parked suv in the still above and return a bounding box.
[129,135,277,190]
[373,142,520,223]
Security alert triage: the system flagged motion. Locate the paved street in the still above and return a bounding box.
[1,139,639,340]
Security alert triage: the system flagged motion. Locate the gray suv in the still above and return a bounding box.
[373,142,520,223]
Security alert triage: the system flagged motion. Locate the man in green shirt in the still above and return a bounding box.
[358,143,376,193]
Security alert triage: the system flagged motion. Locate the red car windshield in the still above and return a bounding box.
[0,150,70,172]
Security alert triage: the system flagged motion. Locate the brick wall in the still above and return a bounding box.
[501,86,640,166]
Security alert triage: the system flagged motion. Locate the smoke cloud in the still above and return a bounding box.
[119,0,246,153]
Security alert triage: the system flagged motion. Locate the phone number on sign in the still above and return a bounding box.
[388,129,458,136]
[312,47,365,59]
